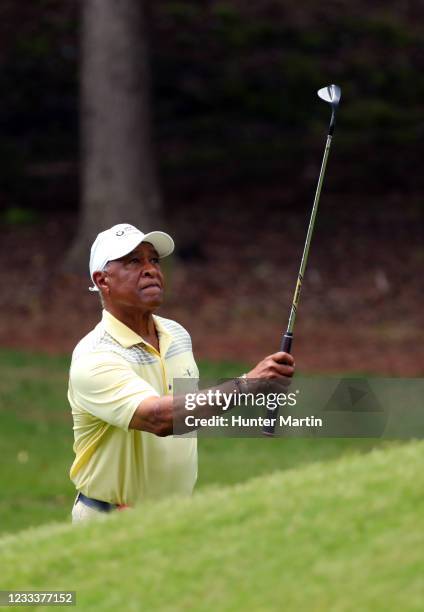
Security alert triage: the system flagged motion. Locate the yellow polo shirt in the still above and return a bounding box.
[68,310,198,505]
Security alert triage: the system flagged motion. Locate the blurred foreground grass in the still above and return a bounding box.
[0,349,383,536]
[1,442,422,611]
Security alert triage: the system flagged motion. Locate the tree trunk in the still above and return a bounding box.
[64,0,163,273]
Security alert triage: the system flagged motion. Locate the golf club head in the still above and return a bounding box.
[317,84,341,107]
[318,84,341,135]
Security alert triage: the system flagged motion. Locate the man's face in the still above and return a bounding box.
[101,242,165,311]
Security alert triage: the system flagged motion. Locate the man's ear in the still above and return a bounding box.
[93,270,109,293]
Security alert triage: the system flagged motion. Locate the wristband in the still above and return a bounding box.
[234,374,248,394]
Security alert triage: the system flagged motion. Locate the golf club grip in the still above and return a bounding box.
[263,332,294,436]
[280,332,293,354]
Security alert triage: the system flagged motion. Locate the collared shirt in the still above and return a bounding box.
[68,310,198,505]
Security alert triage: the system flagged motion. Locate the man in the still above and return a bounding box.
[69,223,295,523]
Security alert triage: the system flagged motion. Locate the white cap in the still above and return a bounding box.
[89,223,174,292]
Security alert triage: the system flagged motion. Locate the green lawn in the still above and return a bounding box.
[0,349,382,535]
[1,441,423,611]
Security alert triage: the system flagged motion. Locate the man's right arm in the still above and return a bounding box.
[128,395,173,436]
[129,351,295,436]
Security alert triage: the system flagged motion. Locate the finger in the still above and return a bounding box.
[271,352,295,366]
[269,362,295,377]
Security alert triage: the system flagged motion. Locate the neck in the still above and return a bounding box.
[105,305,157,338]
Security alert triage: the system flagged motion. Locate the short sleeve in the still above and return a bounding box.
[69,352,160,431]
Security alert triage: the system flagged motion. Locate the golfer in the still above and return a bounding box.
[68,223,295,523]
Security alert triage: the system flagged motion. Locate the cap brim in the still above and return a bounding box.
[141,231,174,258]
[106,230,174,262]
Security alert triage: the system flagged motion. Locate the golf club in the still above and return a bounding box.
[263,83,342,436]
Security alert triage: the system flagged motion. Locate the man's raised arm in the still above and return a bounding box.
[129,351,295,436]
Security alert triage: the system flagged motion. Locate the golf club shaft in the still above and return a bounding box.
[263,133,334,436]
[282,133,333,346]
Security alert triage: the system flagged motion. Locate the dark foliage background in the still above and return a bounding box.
[0,0,422,374]
[1,0,423,209]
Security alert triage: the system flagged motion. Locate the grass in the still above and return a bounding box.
[0,350,75,534]
[0,348,383,536]
[1,441,423,611]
